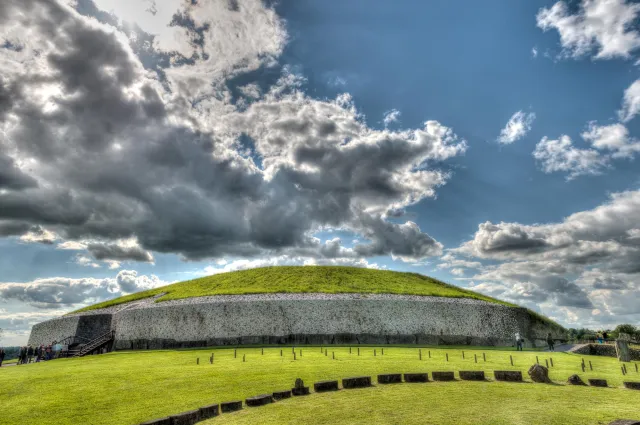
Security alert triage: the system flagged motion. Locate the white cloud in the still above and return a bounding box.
[533,135,607,179]
[581,122,640,158]
[56,240,88,250]
[619,79,640,122]
[536,0,640,60]
[19,226,58,244]
[383,109,401,127]
[497,111,536,144]
[532,47,538,58]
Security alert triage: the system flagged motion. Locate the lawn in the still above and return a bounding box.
[74,266,513,313]
[0,346,638,425]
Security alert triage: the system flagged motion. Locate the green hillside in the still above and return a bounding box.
[74,266,514,313]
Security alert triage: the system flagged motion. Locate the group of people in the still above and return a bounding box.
[15,345,55,365]
[514,332,555,351]
[596,331,608,344]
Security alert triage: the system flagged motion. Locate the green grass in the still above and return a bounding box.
[1,346,638,425]
[73,266,514,313]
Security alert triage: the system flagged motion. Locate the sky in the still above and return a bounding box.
[1,0,640,346]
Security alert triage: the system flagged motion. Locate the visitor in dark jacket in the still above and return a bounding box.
[27,345,34,363]
[0,348,5,367]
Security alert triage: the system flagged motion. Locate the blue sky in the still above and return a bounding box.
[1,0,640,345]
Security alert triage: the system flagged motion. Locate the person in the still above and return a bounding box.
[27,345,34,363]
[597,332,603,344]
[515,331,523,351]
[546,333,554,351]
[45,345,52,361]
[18,346,26,365]
[0,348,5,367]
[603,331,608,342]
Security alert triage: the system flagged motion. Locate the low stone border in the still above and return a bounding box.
[314,380,339,392]
[292,386,310,396]
[432,371,455,381]
[342,376,372,389]
[246,394,273,407]
[609,420,640,425]
[140,417,171,425]
[220,401,243,413]
[459,371,485,381]
[198,404,219,420]
[404,373,429,383]
[170,409,200,425]
[623,382,640,390]
[378,374,402,384]
[588,379,608,388]
[494,371,523,382]
[273,390,292,400]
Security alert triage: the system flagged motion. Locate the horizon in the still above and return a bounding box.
[2,0,640,346]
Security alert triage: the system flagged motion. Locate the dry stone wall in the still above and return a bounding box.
[28,294,566,350]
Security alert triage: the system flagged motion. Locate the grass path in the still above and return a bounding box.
[1,346,638,425]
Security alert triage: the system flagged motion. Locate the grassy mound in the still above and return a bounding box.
[1,346,638,425]
[74,266,513,313]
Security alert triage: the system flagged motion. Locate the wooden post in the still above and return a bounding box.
[622,366,626,375]
[197,358,199,365]
[300,349,302,357]
[292,347,295,354]
[280,350,282,357]
[581,363,585,372]
[262,347,264,355]
[536,356,539,364]
[321,346,323,352]
[293,352,296,361]
[374,349,376,357]
[623,364,628,374]
[382,348,384,356]
[446,353,449,362]
[550,358,553,367]
[510,355,513,366]
[419,349,422,360]
[428,350,431,359]
[332,352,335,360]
[462,351,465,359]
[636,363,638,373]
[358,347,360,356]
[474,354,477,363]
[589,361,592,371]
[234,349,237,359]
[243,354,246,363]
[325,349,328,357]
[350,347,352,354]
[483,352,486,362]
[545,359,549,368]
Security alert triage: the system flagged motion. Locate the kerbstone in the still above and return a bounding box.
[170,410,199,425]
[494,371,523,382]
[588,379,608,387]
[314,380,339,392]
[220,401,242,413]
[432,372,455,381]
[245,394,273,407]
[459,371,485,381]
[378,374,402,384]
[404,373,429,383]
[342,376,372,389]
[198,404,219,419]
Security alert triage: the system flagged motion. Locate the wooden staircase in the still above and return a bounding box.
[71,330,115,358]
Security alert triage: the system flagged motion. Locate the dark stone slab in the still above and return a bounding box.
[494,371,523,382]
[291,386,310,396]
[220,401,243,413]
[404,373,429,383]
[140,417,171,425]
[377,374,402,384]
[432,371,455,381]
[567,374,586,385]
[459,371,485,381]
[246,394,273,407]
[272,390,292,400]
[314,380,339,392]
[198,404,219,420]
[609,421,640,425]
[623,382,640,390]
[588,379,608,387]
[342,376,372,389]
[170,410,200,425]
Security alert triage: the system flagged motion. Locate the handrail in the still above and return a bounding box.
[72,330,115,358]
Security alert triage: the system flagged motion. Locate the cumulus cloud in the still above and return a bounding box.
[619,79,640,123]
[581,122,640,159]
[457,190,640,322]
[0,270,166,309]
[383,109,401,127]
[497,111,536,144]
[533,135,608,179]
[536,0,640,60]
[0,0,467,267]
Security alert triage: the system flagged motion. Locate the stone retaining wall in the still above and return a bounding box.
[571,344,640,361]
[28,294,565,350]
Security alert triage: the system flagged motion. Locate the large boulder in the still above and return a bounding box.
[567,374,586,386]
[528,364,551,383]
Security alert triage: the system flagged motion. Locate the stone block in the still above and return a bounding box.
[245,394,273,407]
[220,401,243,413]
[291,386,310,396]
[459,371,485,381]
[494,371,523,382]
[588,379,608,387]
[528,364,551,383]
[432,371,455,381]
[342,376,372,389]
[377,374,402,384]
[314,380,339,392]
[140,417,171,425]
[198,404,219,420]
[404,373,429,383]
[609,421,640,425]
[272,390,292,400]
[170,410,200,425]
[567,374,586,386]
[623,382,640,390]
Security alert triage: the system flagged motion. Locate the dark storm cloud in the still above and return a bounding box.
[87,242,154,263]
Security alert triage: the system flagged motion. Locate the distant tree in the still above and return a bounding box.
[613,324,638,340]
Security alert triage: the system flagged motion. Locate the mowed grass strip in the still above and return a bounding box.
[73,266,513,313]
[1,346,638,425]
